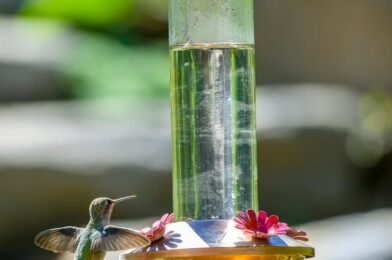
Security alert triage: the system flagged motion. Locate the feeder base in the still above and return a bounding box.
[121,220,314,260]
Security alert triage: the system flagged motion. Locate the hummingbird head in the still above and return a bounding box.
[89,195,136,225]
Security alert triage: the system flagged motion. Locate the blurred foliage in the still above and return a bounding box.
[63,34,169,99]
[16,0,170,100]
[346,90,392,167]
[22,0,137,28]
[20,0,135,27]
[19,0,168,31]
[358,91,392,138]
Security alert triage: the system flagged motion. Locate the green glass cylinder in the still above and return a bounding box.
[169,0,258,221]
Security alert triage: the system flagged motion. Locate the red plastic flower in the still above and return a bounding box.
[140,213,174,242]
[234,209,309,242]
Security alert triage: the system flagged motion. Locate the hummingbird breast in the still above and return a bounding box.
[74,228,105,260]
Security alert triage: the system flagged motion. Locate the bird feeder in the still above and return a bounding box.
[122,0,314,259]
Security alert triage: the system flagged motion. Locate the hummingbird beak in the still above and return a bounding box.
[113,195,136,204]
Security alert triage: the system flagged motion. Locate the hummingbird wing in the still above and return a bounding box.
[34,226,82,253]
[90,225,150,252]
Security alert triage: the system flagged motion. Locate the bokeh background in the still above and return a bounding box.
[0,0,391,259]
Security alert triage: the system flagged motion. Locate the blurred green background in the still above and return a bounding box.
[0,0,391,259]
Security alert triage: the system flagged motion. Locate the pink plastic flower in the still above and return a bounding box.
[234,209,289,239]
[234,209,309,241]
[140,213,174,242]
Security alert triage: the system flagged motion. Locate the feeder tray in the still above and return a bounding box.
[121,220,314,259]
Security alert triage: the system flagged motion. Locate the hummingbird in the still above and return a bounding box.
[34,195,150,260]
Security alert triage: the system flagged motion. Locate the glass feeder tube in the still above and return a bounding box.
[170,0,258,221]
